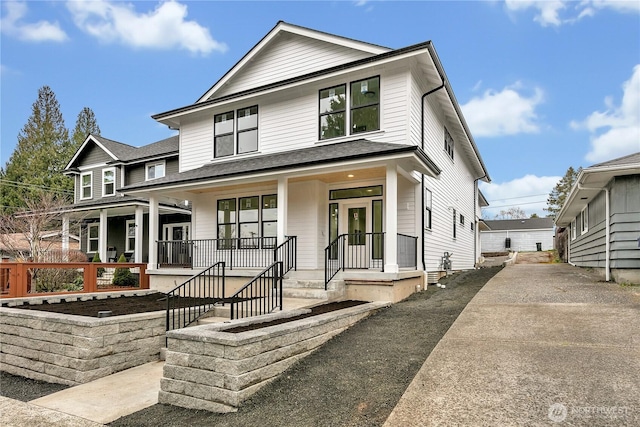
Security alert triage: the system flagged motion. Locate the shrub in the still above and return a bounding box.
[92,252,105,277]
[112,253,137,287]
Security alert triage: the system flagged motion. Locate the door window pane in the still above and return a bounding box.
[348,207,366,246]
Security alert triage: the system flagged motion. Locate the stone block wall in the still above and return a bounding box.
[160,302,389,412]
[0,308,166,385]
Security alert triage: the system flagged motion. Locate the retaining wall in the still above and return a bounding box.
[160,301,389,412]
[0,292,166,385]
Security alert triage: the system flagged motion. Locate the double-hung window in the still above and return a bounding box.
[87,223,99,252]
[80,172,92,200]
[239,196,259,248]
[319,76,379,140]
[571,219,576,240]
[146,161,165,180]
[102,168,115,197]
[125,220,136,252]
[262,195,277,248]
[214,106,259,158]
[217,199,237,248]
[445,128,454,160]
[581,206,589,234]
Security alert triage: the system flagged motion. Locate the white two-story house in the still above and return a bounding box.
[62,134,191,263]
[122,21,490,301]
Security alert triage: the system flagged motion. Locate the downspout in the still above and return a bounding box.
[420,73,445,271]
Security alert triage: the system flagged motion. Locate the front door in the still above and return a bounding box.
[342,203,369,269]
[162,223,191,266]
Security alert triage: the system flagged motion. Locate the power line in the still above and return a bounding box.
[0,179,74,195]
[485,193,549,202]
[482,200,548,209]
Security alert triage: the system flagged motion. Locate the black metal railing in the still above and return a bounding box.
[229,261,283,320]
[165,261,225,334]
[157,236,296,271]
[324,232,385,289]
[398,233,418,269]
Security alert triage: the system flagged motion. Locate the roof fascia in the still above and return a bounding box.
[196,21,389,103]
[65,135,119,170]
[155,43,432,125]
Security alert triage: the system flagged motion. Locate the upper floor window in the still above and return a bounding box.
[445,128,454,160]
[80,172,92,200]
[581,206,589,234]
[102,168,115,197]
[319,76,379,140]
[460,214,465,226]
[214,106,259,158]
[146,161,165,181]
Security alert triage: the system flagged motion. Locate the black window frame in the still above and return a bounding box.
[236,105,259,155]
[452,208,457,239]
[350,76,380,135]
[445,127,454,160]
[319,84,346,140]
[424,188,432,230]
[214,111,235,158]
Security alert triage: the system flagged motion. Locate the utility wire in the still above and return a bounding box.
[0,179,74,195]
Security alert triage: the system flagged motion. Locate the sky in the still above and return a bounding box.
[1,0,639,218]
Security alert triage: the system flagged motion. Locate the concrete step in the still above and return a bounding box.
[282,287,343,300]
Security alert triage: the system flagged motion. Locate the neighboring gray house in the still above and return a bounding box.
[61,135,191,263]
[556,152,640,284]
[481,218,555,253]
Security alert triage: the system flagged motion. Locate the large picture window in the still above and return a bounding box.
[319,84,346,140]
[350,77,380,134]
[102,168,115,197]
[80,172,92,200]
[217,195,276,249]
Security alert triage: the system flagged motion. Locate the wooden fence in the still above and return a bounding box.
[0,262,149,299]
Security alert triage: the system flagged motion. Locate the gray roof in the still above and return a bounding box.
[117,135,179,162]
[483,218,554,231]
[92,135,138,160]
[61,195,189,212]
[123,139,440,192]
[589,151,640,168]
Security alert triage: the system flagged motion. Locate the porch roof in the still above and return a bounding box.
[58,195,191,216]
[121,139,441,193]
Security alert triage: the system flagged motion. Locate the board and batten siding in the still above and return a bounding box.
[415,80,476,271]
[126,158,179,186]
[609,175,640,269]
[213,34,374,99]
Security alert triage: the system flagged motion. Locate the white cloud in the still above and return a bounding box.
[504,0,639,27]
[66,0,227,55]
[0,1,68,42]
[571,65,640,163]
[479,175,560,218]
[461,83,544,137]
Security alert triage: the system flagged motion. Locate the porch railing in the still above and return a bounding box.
[1,262,149,299]
[230,261,283,320]
[324,232,385,289]
[398,233,418,269]
[157,236,297,272]
[165,261,225,333]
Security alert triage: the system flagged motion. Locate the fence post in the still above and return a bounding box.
[139,264,149,289]
[85,263,97,293]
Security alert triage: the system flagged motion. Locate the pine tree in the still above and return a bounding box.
[545,166,582,219]
[0,86,71,213]
[70,107,101,158]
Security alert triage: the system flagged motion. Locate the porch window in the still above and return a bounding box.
[319,84,346,140]
[239,196,259,248]
[350,77,379,134]
[581,205,588,234]
[102,168,115,197]
[215,111,235,158]
[330,185,383,200]
[80,172,92,200]
[237,106,258,154]
[372,200,383,259]
[424,188,432,230]
[125,220,135,252]
[217,198,237,248]
[146,161,165,180]
[262,195,277,248]
[452,208,457,239]
[445,128,454,160]
[87,223,99,252]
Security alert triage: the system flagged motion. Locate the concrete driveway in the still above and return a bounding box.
[385,264,640,426]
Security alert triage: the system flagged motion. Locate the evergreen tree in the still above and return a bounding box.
[70,107,101,158]
[545,166,582,219]
[0,86,71,212]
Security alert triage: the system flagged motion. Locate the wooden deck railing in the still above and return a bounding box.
[0,262,149,299]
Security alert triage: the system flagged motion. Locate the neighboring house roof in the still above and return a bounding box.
[482,218,555,231]
[0,232,80,253]
[122,139,440,193]
[478,190,489,208]
[556,151,640,226]
[65,134,179,171]
[58,195,190,215]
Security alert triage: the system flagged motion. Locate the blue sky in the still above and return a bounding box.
[1,0,639,218]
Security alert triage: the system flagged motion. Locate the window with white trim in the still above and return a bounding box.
[80,172,92,200]
[571,219,576,240]
[445,128,454,160]
[87,223,99,252]
[581,206,589,234]
[146,161,165,180]
[125,220,136,252]
[102,168,115,197]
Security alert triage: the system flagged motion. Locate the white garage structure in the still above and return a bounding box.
[481,218,555,253]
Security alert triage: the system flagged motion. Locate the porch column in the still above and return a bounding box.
[385,165,399,273]
[277,176,288,245]
[148,196,159,269]
[61,215,69,261]
[135,206,144,263]
[99,209,108,263]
